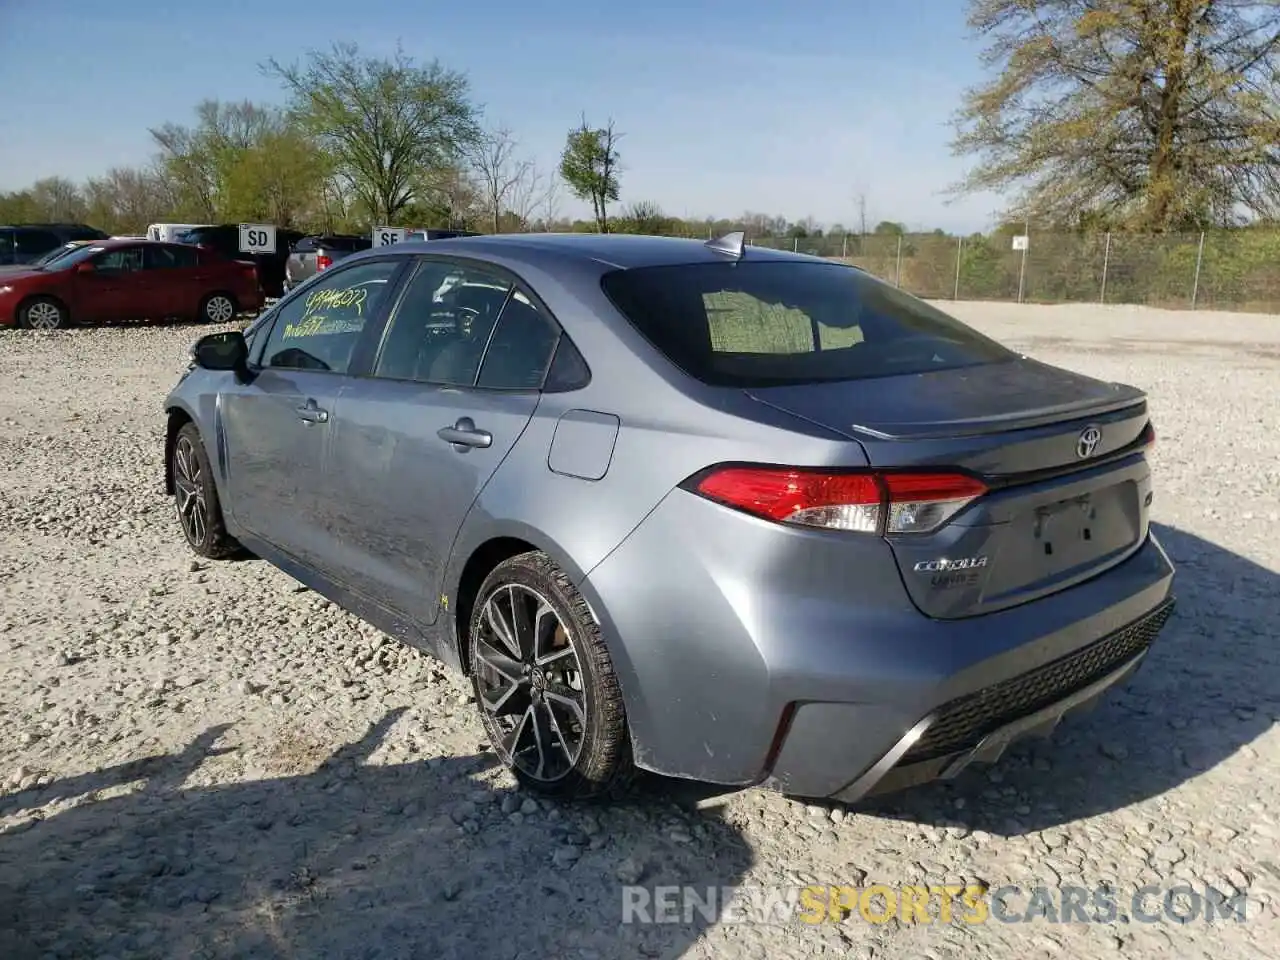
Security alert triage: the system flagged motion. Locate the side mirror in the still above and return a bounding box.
[74,262,95,274]
[192,331,249,376]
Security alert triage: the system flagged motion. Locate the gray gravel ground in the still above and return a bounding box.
[0,301,1278,960]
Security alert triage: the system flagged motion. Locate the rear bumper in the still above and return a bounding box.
[580,489,1176,798]
[805,597,1173,802]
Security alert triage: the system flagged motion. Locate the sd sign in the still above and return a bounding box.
[238,223,277,255]
[373,226,406,247]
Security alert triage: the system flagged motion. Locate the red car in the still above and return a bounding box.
[0,239,262,330]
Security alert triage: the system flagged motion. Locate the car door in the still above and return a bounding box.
[322,257,561,625]
[143,243,202,317]
[218,257,406,572]
[71,244,150,321]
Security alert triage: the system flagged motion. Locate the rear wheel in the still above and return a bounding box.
[468,551,634,800]
[18,297,68,331]
[172,422,240,559]
[199,292,237,325]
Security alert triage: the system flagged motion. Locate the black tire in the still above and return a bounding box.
[171,422,241,559]
[468,551,634,800]
[18,296,69,331]
[199,292,238,325]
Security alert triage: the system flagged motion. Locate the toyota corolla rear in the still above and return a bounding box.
[576,254,1175,802]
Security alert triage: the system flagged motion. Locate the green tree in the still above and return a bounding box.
[265,42,481,224]
[950,0,1280,231]
[559,115,622,233]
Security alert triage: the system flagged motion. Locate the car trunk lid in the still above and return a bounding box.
[746,359,1155,619]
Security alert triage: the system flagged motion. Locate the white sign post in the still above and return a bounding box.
[1011,235,1029,251]
[372,226,407,248]
[238,223,277,255]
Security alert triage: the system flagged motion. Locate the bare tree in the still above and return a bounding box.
[508,163,556,231]
[538,176,562,231]
[469,127,538,233]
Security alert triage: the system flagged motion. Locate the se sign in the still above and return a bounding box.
[373,226,407,247]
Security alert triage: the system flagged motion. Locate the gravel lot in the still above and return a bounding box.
[1,301,1278,960]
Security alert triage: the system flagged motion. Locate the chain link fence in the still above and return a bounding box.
[745,230,1280,313]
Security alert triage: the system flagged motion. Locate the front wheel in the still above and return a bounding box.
[468,551,634,800]
[19,297,68,330]
[172,423,241,559]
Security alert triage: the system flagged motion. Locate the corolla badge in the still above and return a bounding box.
[1076,425,1102,459]
[913,556,989,573]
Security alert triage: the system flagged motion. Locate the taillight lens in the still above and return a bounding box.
[1141,422,1156,448]
[688,465,987,535]
[316,254,332,271]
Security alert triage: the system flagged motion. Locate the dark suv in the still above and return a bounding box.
[0,223,110,266]
[178,224,305,299]
[284,234,372,292]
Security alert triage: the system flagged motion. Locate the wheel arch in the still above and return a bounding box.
[163,404,196,495]
[446,522,592,677]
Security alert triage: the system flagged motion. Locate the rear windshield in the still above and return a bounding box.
[600,261,1016,387]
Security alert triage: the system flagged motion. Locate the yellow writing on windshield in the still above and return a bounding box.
[283,316,364,339]
[303,285,368,319]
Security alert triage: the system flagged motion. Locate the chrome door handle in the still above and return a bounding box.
[437,417,492,450]
[296,403,328,424]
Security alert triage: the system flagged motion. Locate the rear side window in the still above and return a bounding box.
[600,261,1015,387]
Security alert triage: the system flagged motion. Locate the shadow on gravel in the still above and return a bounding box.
[0,709,752,960]
[854,521,1279,836]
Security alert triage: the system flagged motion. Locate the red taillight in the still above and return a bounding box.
[689,465,987,535]
[316,253,332,271]
[1141,422,1156,448]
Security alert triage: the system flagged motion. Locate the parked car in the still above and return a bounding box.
[0,223,110,266]
[404,228,478,242]
[177,224,305,299]
[146,223,212,244]
[163,232,1174,802]
[0,239,262,330]
[284,234,372,292]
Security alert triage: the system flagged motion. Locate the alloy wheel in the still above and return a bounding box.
[473,584,588,782]
[26,302,62,330]
[173,436,208,546]
[205,296,234,324]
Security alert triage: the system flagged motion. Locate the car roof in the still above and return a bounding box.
[361,232,815,270]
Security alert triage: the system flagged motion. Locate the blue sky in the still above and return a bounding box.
[0,0,1005,232]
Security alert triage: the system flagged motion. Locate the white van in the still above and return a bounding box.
[145,223,211,243]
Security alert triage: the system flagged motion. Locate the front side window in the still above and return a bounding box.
[601,261,1016,387]
[373,260,514,385]
[258,260,401,374]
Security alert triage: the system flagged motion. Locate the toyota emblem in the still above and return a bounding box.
[1076,425,1102,459]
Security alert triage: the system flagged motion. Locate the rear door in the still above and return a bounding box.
[143,243,202,317]
[321,256,558,625]
[219,256,407,571]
